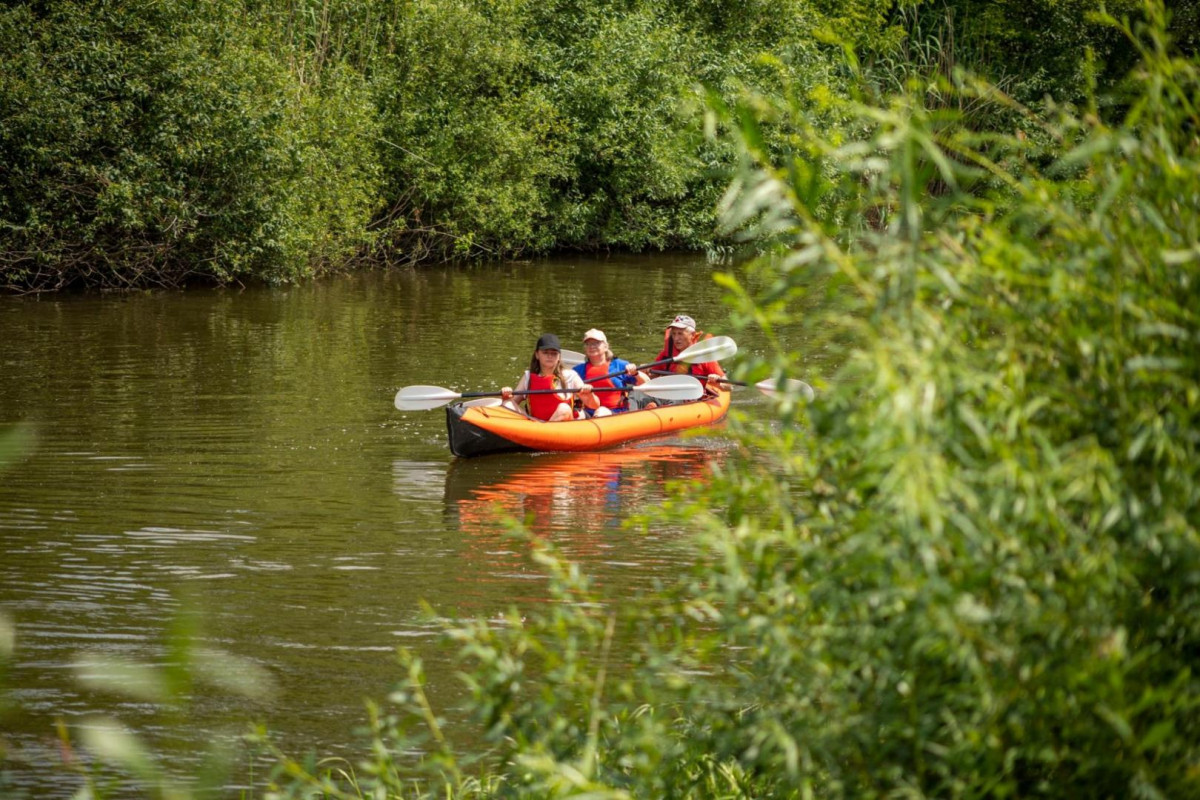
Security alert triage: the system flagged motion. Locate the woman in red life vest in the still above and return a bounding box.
[571,328,648,416]
[500,333,598,421]
[656,314,727,381]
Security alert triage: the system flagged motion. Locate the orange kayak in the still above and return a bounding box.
[445,387,732,457]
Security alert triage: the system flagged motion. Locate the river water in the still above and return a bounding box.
[0,254,790,795]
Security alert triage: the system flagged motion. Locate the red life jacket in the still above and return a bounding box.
[526,373,565,420]
[584,362,624,409]
[664,360,724,378]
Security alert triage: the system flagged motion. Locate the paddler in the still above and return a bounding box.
[501,333,598,421]
[572,328,648,417]
[632,314,726,408]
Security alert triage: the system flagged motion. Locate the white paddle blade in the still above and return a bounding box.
[641,374,705,401]
[560,349,587,368]
[394,385,464,411]
[755,378,815,402]
[677,335,738,364]
[461,397,504,408]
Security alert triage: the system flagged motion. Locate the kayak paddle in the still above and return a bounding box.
[560,349,586,368]
[460,397,504,408]
[647,369,814,401]
[754,377,816,402]
[394,373,704,411]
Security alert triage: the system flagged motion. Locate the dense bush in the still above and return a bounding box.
[1,0,855,287]
[369,0,850,263]
[5,0,1178,290]
[868,0,1147,104]
[0,0,380,291]
[265,3,1200,797]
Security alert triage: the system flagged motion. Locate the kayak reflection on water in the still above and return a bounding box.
[443,442,730,566]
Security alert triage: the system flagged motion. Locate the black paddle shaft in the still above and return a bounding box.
[647,368,742,386]
[461,387,630,399]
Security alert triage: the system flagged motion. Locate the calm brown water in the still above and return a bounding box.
[0,255,785,795]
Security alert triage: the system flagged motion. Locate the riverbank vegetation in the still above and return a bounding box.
[1,0,1184,291]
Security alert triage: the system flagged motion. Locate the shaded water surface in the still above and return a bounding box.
[0,256,780,794]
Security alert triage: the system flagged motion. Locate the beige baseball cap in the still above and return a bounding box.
[669,315,696,331]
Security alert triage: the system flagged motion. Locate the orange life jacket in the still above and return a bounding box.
[526,373,566,421]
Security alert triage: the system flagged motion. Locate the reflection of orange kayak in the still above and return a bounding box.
[444,388,732,458]
[445,444,725,544]
[444,444,719,504]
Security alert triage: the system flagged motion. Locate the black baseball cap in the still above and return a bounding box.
[535,333,562,351]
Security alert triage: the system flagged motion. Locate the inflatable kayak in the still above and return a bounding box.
[445,387,732,458]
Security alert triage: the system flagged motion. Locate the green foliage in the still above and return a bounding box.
[866,0,1147,107]
[370,0,568,261]
[369,0,840,263]
[681,2,1200,794]
[0,0,380,291]
[1168,0,1200,57]
[264,3,1200,798]
[2,0,847,285]
[6,0,1176,290]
